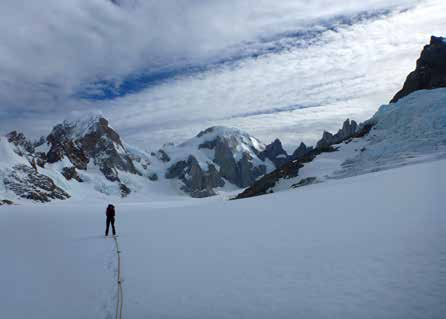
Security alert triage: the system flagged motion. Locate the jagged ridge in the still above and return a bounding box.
[391,36,446,103]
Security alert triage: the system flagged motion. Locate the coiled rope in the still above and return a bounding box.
[113,236,124,319]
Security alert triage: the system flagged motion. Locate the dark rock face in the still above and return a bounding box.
[166,126,280,196]
[119,183,131,197]
[291,142,313,161]
[391,36,446,103]
[35,152,47,168]
[4,165,70,202]
[259,139,289,167]
[46,117,140,182]
[148,173,158,181]
[235,156,307,199]
[165,160,188,179]
[6,132,48,170]
[166,155,224,198]
[316,119,358,149]
[6,131,35,155]
[157,149,170,162]
[61,167,83,182]
[46,134,87,169]
[0,199,14,205]
[183,156,224,197]
[213,137,239,185]
[235,119,373,200]
[213,137,265,187]
[238,153,266,187]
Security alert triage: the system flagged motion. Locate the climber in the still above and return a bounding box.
[105,204,117,237]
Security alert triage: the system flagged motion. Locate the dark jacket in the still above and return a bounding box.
[106,205,115,218]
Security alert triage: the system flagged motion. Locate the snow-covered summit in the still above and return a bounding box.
[0,122,288,201]
[195,126,264,148]
[48,115,124,150]
[176,126,267,161]
[54,114,108,141]
[162,126,281,197]
[182,125,290,166]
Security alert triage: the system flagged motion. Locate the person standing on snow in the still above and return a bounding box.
[105,204,117,237]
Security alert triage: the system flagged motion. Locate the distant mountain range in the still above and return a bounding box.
[1,36,445,204]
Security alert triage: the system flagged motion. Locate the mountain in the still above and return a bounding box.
[237,87,446,198]
[235,119,372,199]
[0,119,289,202]
[45,116,143,194]
[391,36,446,103]
[236,36,446,199]
[1,116,159,202]
[0,137,70,202]
[163,126,285,197]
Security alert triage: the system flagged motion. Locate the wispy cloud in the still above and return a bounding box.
[1,0,445,151]
[0,0,417,108]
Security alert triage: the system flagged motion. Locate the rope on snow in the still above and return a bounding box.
[113,236,124,319]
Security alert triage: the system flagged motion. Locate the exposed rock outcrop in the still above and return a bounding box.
[166,155,224,198]
[46,116,140,182]
[291,142,313,161]
[35,152,47,168]
[6,131,35,155]
[182,156,224,198]
[212,136,266,187]
[156,149,170,162]
[164,126,274,196]
[61,167,83,182]
[235,119,373,200]
[259,139,289,167]
[0,199,14,206]
[4,165,70,202]
[148,173,158,181]
[119,183,131,197]
[391,36,446,103]
[316,119,358,149]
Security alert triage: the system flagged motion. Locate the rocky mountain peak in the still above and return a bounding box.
[163,126,277,196]
[316,119,358,149]
[259,138,289,167]
[47,116,123,148]
[6,131,35,155]
[391,35,446,103]
[292,142,313,161]
[193,126,265,155]
[46,115,138,188]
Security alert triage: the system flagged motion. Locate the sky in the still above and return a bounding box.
[0,0,445,151]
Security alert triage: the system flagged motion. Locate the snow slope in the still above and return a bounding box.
[1,158,445,319]
[270,88,446,193]
[341,88,446,176]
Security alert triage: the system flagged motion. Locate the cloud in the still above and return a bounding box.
[0,0,418,109]
[1,0,445,151]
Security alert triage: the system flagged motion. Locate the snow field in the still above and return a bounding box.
[1,158,445,318]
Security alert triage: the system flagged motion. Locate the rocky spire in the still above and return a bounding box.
[391,36,446,103]
[259,138,289,167]
[316,119,358,149]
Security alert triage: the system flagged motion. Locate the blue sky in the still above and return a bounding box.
[1,0,445,150]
